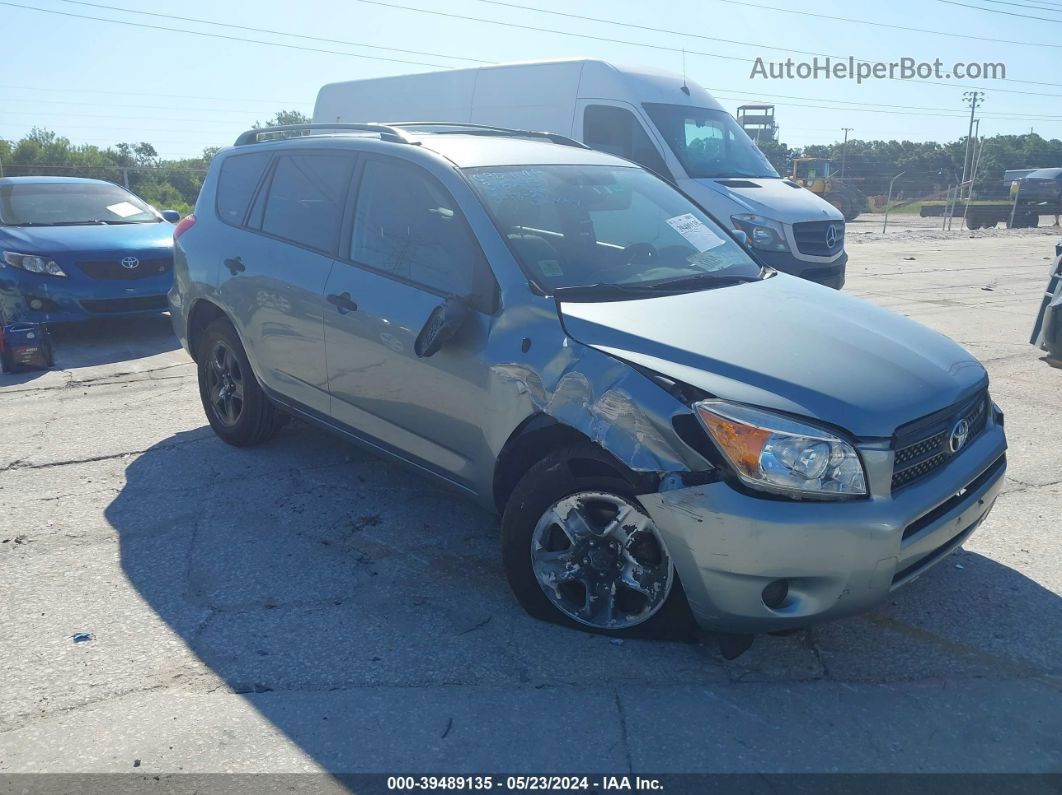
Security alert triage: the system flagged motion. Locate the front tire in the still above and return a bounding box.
[501,444,695,639]
[196,318,286,446]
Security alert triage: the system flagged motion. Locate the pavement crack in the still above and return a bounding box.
[613,691,633,775]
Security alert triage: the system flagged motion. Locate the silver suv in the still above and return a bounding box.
[170,123,1007,648]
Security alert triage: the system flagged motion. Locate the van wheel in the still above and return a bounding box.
[501,444,695,639]
[197,318,286,446]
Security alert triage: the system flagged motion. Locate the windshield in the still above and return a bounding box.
[0,182,160,226]
[643,103,779,180]
[465,164,761,298]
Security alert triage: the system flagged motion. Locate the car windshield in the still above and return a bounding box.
[643,103,779,180]
[0,182,160,226]
[465,164,762,299]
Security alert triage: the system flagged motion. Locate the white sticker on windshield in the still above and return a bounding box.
[106,201,141,218]
[665,213,726,252]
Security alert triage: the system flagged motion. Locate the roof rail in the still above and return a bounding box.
[387,122,590,150]
[233,123,416,146]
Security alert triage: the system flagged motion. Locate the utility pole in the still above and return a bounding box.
[960,91,983,199]
[840,127,854,178]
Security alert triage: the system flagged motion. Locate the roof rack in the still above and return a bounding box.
[388,122,590,149]
[233,123,417,146]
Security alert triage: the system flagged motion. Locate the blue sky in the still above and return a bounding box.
[1,0,1060,160]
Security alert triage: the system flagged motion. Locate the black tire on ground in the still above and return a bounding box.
[966,214,981,230]
[1026,213,1040,228]
[196,317,286,447]
[500,443,697,640]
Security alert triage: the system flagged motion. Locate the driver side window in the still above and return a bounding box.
[350,158,490,304]
[583,105,671,178]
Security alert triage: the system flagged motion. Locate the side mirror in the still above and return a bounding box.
[414,296,471,358]
[731,229,749,248]
[160,210,181,223]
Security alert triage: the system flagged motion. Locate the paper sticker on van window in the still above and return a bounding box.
[665,213,726,252]
[106,201,142,218]
[539,259,563,277]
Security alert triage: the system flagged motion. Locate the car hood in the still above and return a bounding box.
[558,275,986,438]
[0,222,174,254]
[680,177,844,222]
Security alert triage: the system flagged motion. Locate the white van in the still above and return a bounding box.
[314,58,847,288]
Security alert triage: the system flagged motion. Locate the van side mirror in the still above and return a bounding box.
[160,210,181,223]
[731,229,749,248]
[414,295,471,357]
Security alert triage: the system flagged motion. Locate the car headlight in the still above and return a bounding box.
[731,214,789,252]
[694,399,867,498]
[2,251,67,277]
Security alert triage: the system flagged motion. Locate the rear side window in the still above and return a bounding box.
[584,105,670,178]
[260,154,354,253]
[215,152,270,226]
[350,158,487,298]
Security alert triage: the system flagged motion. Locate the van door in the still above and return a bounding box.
[323,155,497,491]
[576,101,673,180]
[217,151,354,415]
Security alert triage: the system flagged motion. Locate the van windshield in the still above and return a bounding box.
[464,164,762,300]
[643,103,779,180]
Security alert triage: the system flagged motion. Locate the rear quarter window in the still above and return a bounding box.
[215,152,271,226]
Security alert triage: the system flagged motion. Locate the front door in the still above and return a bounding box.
[323,155,497,490]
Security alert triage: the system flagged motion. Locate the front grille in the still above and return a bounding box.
[80,295,168,314]
[792,220,844,256]
[891,388,989,492]
[77,257,172,280]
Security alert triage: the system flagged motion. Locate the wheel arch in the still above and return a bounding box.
[185,298,231,362]
[492,414,652,513]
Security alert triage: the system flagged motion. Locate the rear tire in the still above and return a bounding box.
[196,318,286,446]
[501,443,696,640]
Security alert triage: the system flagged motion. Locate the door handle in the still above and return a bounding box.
[224,256,246,275]
[326,291,358,314]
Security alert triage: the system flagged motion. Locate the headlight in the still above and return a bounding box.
[2,251,67,277]
[731,214,789,252]
[694,400,867,498]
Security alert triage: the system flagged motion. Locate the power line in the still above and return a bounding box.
[349,0,1062,97]
[938,0,1062,19]
[709,0,1061,46]
[0,97,287,114]
[0,1,458,69]
[0,84,309,105]
[705,87,1062,119]
[711,94,1062,122]
[971,0,1062,12]
[57,0,489,63]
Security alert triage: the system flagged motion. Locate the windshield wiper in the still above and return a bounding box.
[638,271,761,292]
[551,281,678,300]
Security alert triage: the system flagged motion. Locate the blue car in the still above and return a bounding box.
[0,176,179,324]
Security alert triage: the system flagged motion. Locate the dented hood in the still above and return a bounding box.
[558,275,987,438]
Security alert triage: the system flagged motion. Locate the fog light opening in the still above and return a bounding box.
[762,579,789,609]
[29,298,43,310]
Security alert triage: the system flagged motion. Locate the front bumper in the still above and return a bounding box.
[0,268,172,324]
[754,249,847,290]
[639,421,1007,633]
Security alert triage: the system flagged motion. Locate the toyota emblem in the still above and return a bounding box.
[948,418,971,453]
[825,225,838,249]
[121,256,140,269]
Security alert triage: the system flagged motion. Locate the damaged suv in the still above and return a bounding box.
[171,123,1007,641]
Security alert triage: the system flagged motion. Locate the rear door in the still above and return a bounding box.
[218,150,354,415]
[323,154,497,490]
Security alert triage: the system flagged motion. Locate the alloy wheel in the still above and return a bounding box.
[207,341,245,427]
[530,491,674,630]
